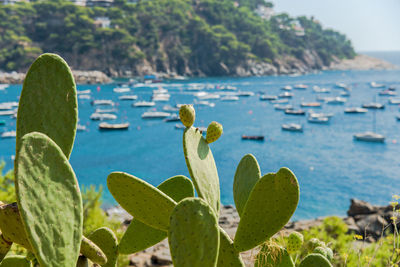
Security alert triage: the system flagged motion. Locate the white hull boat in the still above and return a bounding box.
[354,132,385,143]
[141,111,171,119]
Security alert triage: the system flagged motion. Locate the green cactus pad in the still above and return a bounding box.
[0,255,32,267]
[0,234,11,262]
[107,172,176,231]
[306,238,325,252]
[119,175,194,254]
[0,203,31,250]
[15,132,83,267]
[16,53,77,158]
[325,247,333,262]
[80,236,107,265]
[299,253,332,267]
[254,243,294,267]
[234,168,299,252]
[183,127,220,215]
[217,228,244,267]
[168,198,219,267]
[233,154,261,217]
[287,231,304,253]
[76,256,89,267]
[88,227,118,267]
[313,246,328,257]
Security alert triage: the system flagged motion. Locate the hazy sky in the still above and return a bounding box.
[273,0,400,52]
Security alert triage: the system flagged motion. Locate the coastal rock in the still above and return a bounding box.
[347,198,377,217]
[329,54,398,71]
[355,214,387,238]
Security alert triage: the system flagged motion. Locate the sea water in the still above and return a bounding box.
[0,66,399,220]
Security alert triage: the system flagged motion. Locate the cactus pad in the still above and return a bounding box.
[119,175,194,254]
[80,236,107,265]
[287,232,303,253]
[168,198,219,267]
[0,255,32,267]
[183,127,220,215]
[179,105,195,127]
[299,253,332,267]
[16,53,77,158]
[254,243,294,267]
[15,132,83,267]
[0,234,11,262]
[76,256,89,267]
[217,228,244,267]
[234,168,299,251]
[107,172,176,231]
[233,154,261,217]
[88,227,118,267]
[0,203,31,250]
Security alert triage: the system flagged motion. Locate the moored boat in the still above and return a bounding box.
[141,111,171,119]
[241,135,264,141]
[362,103,385,109]
[282,123,303,132]
[90,113,117,121]
[99,122,129,130]
[260,95,277,101]
[91,100,115,106]
[284,109,305,115]
[344,107,368,114]
[301,102,321,108]
[353,132,385,143]
[1,130,16,138]
[133,101,156,107]
[119,95,138,100]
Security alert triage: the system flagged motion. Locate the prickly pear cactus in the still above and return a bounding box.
[179,105,195,127]
[88,227,118,267]
[234,168,299,252]
[325,247,333,262]
[76,256,89,267]
[206,121,223,144]
[233,154,261,217]
[254,243,294,267]
[0,234,11,262]
[80,236,107,265]
[16,53,77,158]
[0,255,32,267]
[183,127,220,215]
[15,132,83,267]
[119,175,194,254]
[0,203,31,250]
[306,238,325,252]
[313,247,327,258]
[217,228,244,267]
[168,198,219,267]
[299,253,332,267]
[287,232,303,253]
[107,172,176,231]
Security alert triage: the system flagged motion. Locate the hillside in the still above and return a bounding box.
[0,0,356,77]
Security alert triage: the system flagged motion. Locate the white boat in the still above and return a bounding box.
[325,97,346,104]
[260,95,277,101]
[301,102,321,108]
[285,109,305,115]
[91,100,115,106]
[353,132,385,143]
[0,103,15,110]
[78,95,91,100]
[77,124,87,132]
[271,99,289,104]
[370,82,385,88]
[0,84,9,90]
[164,114,180,122]
[194,100,215,107]
[308,116,329,124]
[237,91,255,96]
[344,108,368,114]
[221,96,239,101]
[0,110,16,116]
[163,105,179,112]
[362,103,384,109]
[313,86,331,93]
[218,85,237,91]
[340,91,351,97]
[95,108,118,113]
[141,111,171,119]
[389,98,400,105]
[281,85,292,91]
[198,94,220,100]
[133,101,156,107]
[152,94,170,102]
[99,122,129,130]
[335,83,349,89]
[113,87,131,93]
[153,88,168,94]
[294,84,308,90]
[379,90,396,96]
[282,123,303,132]
[1,131,16,138]
[90,113,117,121]
[274,104,293,111]
[77,89,91,94]
[119,95,138,100]
[278,92,294,98]
[309,111,334,118]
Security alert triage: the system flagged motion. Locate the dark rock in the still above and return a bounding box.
[343,217,360,234]
[150,252,172,266]
[356,214,387,238]
[347,199,377,217]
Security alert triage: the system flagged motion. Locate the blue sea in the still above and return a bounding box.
[1,53,400,220]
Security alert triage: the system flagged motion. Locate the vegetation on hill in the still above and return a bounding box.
[0,0,356,76]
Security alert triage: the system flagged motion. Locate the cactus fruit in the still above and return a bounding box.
[217,228,244,267]
[306,238,325,252]
[88,228,118,267]
[313,246,327,257]
[299,253,332,267]
[107,172,176,231]
[234,168,299,252]
[179,105,195,127]
[119,176,194,254]
[233,154,261,217]
[16,53,77,158]
[15,132,83,267]
[254,242,294,267]
[0,255,32,267]
[168,198,219,267]
[206,121,223,143]
[80,236,107,265]
[0,234,11,261]
[287,232,304,253]
[183,127,220,215]
[0,203,31,250]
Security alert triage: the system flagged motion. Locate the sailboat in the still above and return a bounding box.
[353,104,385,143]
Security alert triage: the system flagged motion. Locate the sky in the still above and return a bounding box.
[273,0,400,52]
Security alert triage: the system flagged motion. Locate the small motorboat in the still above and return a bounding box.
[133,101,156,107]
[344,108,368,114]
[313,86,331,93]
[164,114,180,122]
[271,99,289,104]
[197,94,220,100]
[77,89,91,94]
[340,91,351,97]
[237,91,255,97]
[119,95,138,100]
[163,105,179,112]
[221,96,239,101]
[113,87,131,93]
[281,85,292,91]
[175,123,186,130]
[194,100,215,107]
[388,86,396,91]
[91,100,115,106]
[95,108,118,113]
[335,83,348,89]
[362,103,385,109]
[90,113,117,121]
[278,92,294,98]
[389,98,400,105]
[0,110,16,116]
[370,82,385,88]
[78,95,91,100]
[353,132,385,143]
[153,88,168,94]
[99,122,129,131]
[260,95,278,101]
[379,90,397,96]
[241,135,264,141]
[141,111,171,119]
[325,97,346,105]
[1,131,16,138]
[309,111,334,118]
[282,123,303,132]
[152,94,170,102]
[274,104,293,111]
[294,84,308,90]
[308,116,329,124]
[284,109,305,116]
[77,124,87,132]
[301,102,321,108]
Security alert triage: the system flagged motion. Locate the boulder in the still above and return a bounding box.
[355,214,387,238]
[347,199,377,217]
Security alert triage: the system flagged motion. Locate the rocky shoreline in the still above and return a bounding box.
[106,198,397,267]
[0,54,397,84]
